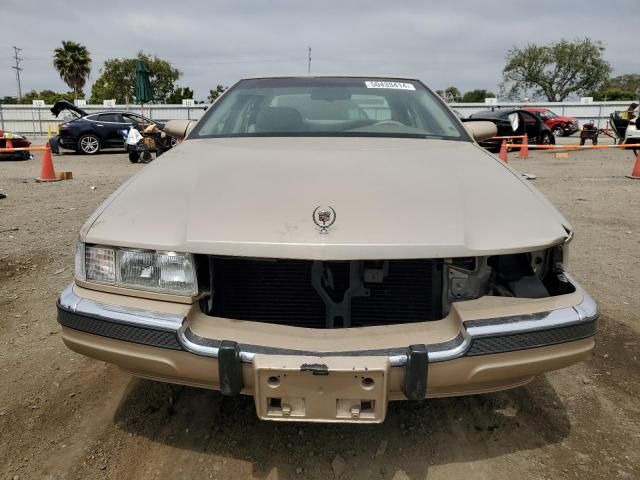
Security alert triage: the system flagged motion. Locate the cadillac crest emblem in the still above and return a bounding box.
[312,205,336,234]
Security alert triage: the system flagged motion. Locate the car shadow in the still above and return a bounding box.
[58,149,127,156]
[113,375,569,478]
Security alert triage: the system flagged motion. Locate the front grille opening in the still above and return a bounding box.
[203,257,443,328]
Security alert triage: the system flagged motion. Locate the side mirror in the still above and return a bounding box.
[463,120,497,142]
[164,119,196,140]
[508,112,520,131]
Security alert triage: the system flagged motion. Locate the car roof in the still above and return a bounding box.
[523,107,546,112]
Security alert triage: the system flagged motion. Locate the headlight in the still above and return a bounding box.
[75,242,197,296]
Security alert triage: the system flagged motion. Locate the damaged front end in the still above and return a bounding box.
[198,242,575,329]
[57,237,598,422]
[443,242,573,315]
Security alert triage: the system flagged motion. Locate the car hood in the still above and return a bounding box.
[553,116,577,123]
[82,137,570,260]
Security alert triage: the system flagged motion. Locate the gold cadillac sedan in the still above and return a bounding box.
[57,77,597,423]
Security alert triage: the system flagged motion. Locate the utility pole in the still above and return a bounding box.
[11,46,23,99]
[308,47,311,77]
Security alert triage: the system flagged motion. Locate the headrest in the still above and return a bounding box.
[256,107,303,132]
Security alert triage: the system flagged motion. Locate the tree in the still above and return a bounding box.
[207,85,228,102]
[18,89,78,104]
[52,41,92,100]
[502,38,611,101]
[593,74,640,101]
[166,87,194,104]
[90,52,181,104]
[444,86,461,102]
[461,89,496,103]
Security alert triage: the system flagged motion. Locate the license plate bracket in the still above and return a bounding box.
[253,355,389,423]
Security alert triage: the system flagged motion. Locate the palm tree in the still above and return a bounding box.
[52,41,91,100]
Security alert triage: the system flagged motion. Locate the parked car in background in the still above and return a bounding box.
[523,107,579,137]
[50,101,176,155]
[58,76,597,424]
[610,105,640,153]
[467,108,555,152]
[622,112,640,155]
[0,130,31,160]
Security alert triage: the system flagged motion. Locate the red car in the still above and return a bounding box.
[0,129,31,160]
[523,108,579,137]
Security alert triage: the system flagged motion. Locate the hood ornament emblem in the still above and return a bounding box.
[313,205,336,234]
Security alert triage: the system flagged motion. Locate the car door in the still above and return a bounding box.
[610,112,630,139]
[94,113,129,147]
[519,111,542,142]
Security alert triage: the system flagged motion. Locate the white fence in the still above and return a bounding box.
[0,104,209,135]
[0,101,637,135]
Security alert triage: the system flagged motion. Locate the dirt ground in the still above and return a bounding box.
[1,143,639,480]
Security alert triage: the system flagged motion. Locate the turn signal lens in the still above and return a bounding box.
[74,241,86,282]
[85,245,116,283]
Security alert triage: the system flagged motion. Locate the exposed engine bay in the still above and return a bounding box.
[198,243,575,328]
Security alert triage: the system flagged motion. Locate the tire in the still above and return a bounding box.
[540,132,554,145]
[552,126,564,137]
[128,151,140,163]
[77,134,101,155]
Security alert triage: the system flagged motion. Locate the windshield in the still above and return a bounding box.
[544,110,558,119]
[190,77,468,141]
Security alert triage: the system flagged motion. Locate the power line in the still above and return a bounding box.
[11,46,23,99]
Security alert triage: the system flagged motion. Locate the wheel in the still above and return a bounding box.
[552,126,564,137]
[142,151,153,163]
[540,132,554,145]
[77,134,101,155]
[169,137,178,147]
[128,151,140,163]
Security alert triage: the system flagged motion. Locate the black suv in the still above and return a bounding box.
[51,101,172,154]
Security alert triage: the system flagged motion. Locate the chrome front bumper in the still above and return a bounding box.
[57,274,598,369]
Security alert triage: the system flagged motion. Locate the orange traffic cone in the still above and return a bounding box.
[36,143,61,182]
[498,140,508,163]
[519,134,529,159]
[626,150,640,180]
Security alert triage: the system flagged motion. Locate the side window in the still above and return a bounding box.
[521,112,538,125]
[97,113,120,122]
[122,114,142,125]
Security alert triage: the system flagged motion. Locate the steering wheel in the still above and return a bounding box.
[373,120,405,127]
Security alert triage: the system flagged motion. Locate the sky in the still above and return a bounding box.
[1,0,638,101]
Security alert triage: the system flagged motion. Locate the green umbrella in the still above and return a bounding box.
[134,59,153,122]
